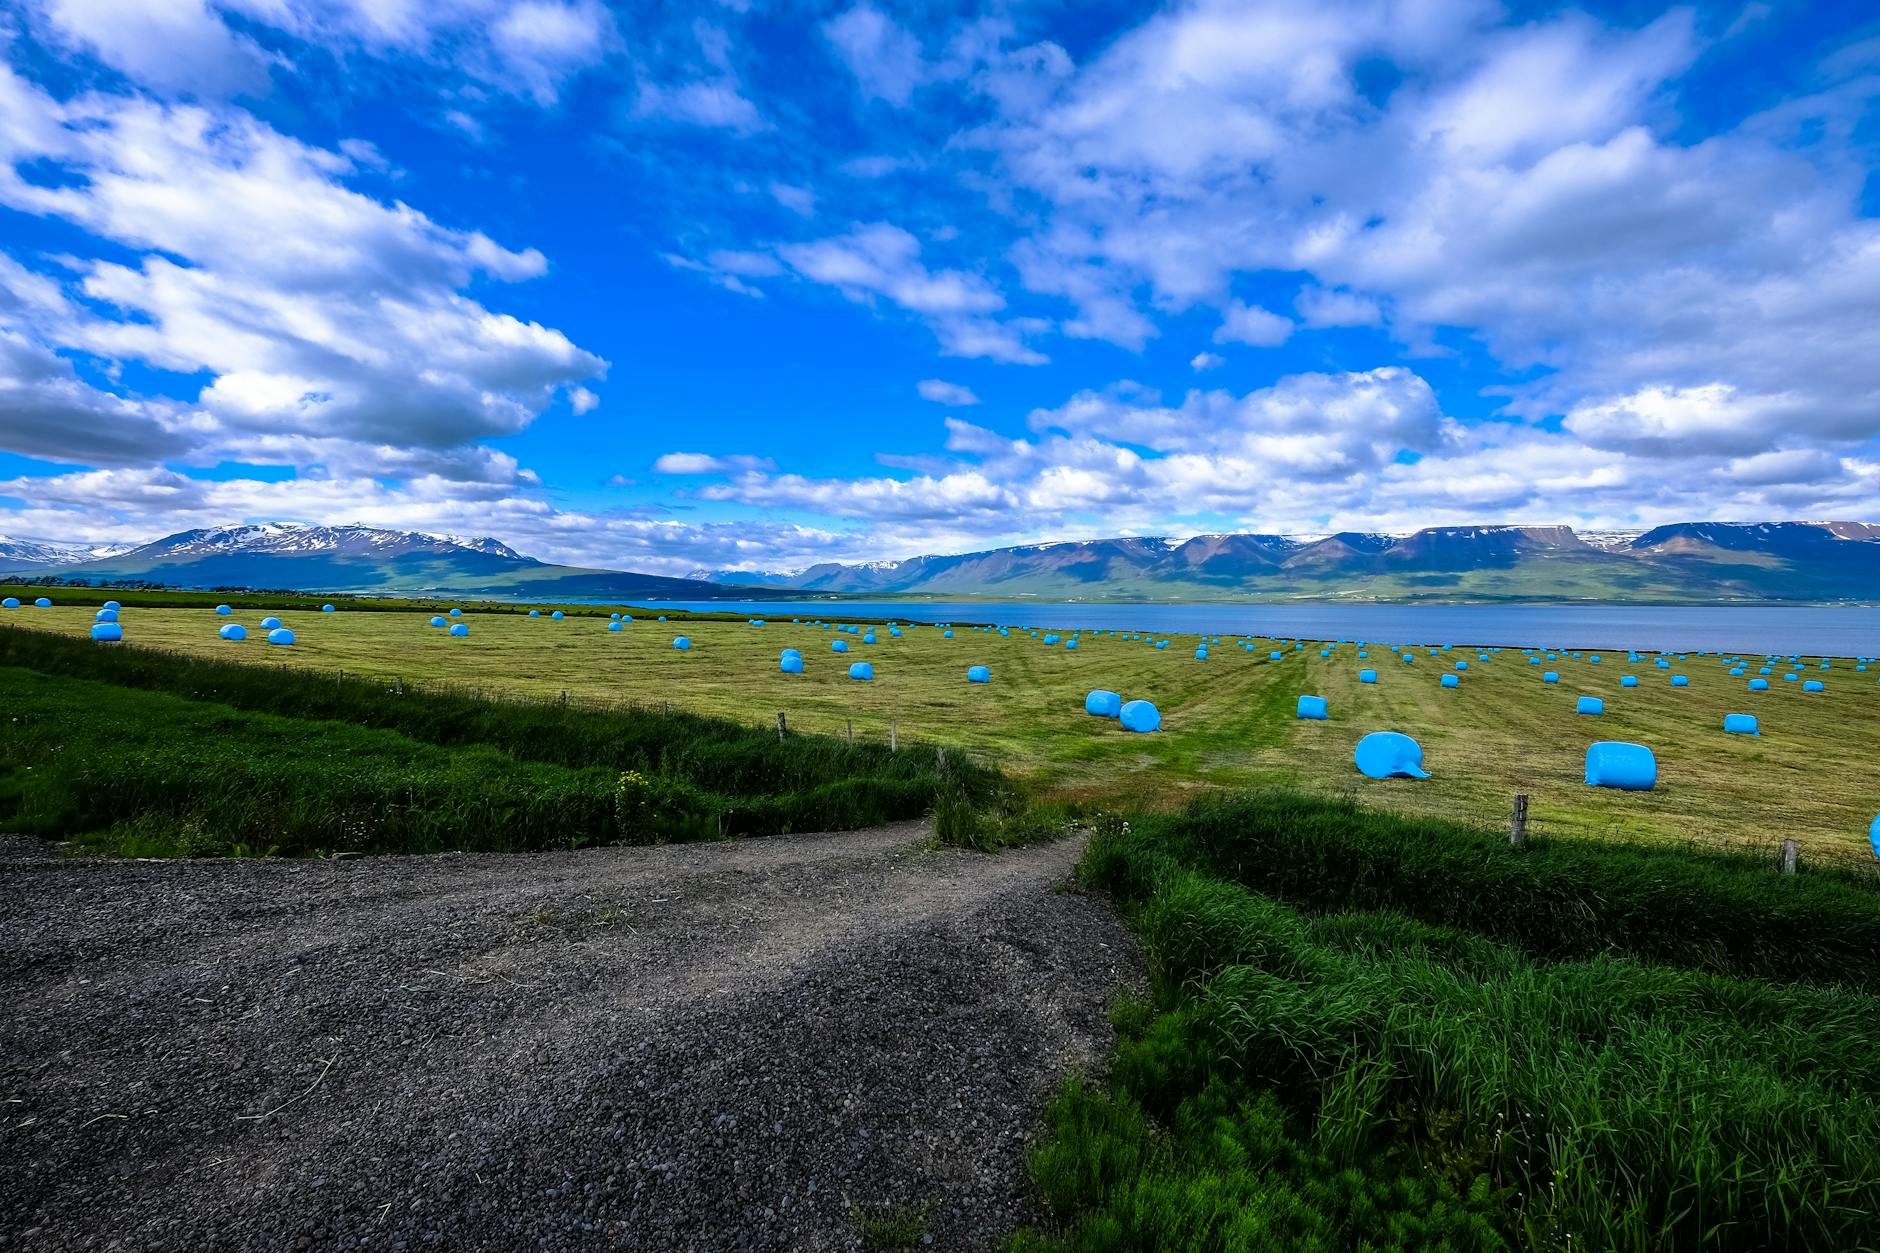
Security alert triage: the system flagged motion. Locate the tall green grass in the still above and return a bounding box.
[0,626,1000,817]
[1086,790,1880,990]
[0,629,999,855]
[1011,800,1880,1252]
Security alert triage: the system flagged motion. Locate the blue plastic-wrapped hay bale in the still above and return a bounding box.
[33,597,50,607]
[218,623,247,641]
[1871,814,1880,861]
[91,622,123,642]
[890,626,903,637]
[95,607,118,623]
[1441,674,1460,689]
[942,630,954,639]
[1296,695,1328,720]
[429,615,446,628]
[1621,675,1639,688]
[1085,689,1122,718]
[322,604,336,613]
[449,608,462,617]
[1670,675,1689,687]
[863,632,878,645]
[1723,713,1759,735]
[214,603,232,615]
[1748,678,1769,691]
[608,621,623,632]
[552,610,565,620]
[1804,679,1825,692]
[1455,660,1469,670]
[1359,669,1377,684]
[1156,640,1169,650]
[780,650,804,674]
[529,609,541,617]
[101,600,120,610]
[1065,638,1079,650]
[1543,671,1559,684]
[1,597,19,608]
[260,616,282,629]
[1576,696,1604,716]
[1194,647,1209,660]
[448,623,469,638]
[673,637,692,651]
[268,627,296,646]
[832,639,849,653]
[967,665,990,684]
[1353,731,1429,779]
[848,661,873,681]
[1585,741,1655,791]
[1119,700,1161,733]
[1268,650,1282,661]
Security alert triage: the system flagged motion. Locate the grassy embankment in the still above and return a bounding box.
[0,627,997,857]
[10,596,1879,860]
[1008,791,1880,1253]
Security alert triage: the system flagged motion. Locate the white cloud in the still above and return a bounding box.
[33,0,274,96]
[1213,301,1292,347]
[775,223,1044,362]
[917,379,980,406]
[1295,285,1381,328]
[652,452,774,475]
[769,182,816,217]
[0,66,604,471]
[824,4,927,106]
[1190,352,1224,371]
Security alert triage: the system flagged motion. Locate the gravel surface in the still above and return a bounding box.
[0,825,1140,1253]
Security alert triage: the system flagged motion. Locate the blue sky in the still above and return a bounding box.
[1,0,1877,574]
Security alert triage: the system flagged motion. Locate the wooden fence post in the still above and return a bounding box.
[1780,838,1798,875]
[394,675,403,696]
[1509,794,1529,847]
[776,712,787,741]
[890,719,897,752]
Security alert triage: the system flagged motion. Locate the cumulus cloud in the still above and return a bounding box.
[824,4,927,106]
[1213,301,1292,347]
[916,379,980,406]
[776,223,1043,363]
[652,452,774,475]
[0,66,604,469]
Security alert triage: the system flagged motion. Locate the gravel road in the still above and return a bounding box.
[0,826,1139,1253]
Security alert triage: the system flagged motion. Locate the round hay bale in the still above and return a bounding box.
[1296,694,1328,720]
[1119,700,1161,733]
[673,637,692,651]
[1723,713,1759,735]
[848,661,873,681]
[1353,731,1429,779]
[1584,742,1655,791]
[447,623,469,638]
[215,604,232,615]
[267,627,296,646]
[90,622,123,642]
[1085,689,1122,717]
[967,665,990,683]
[218,623,247,641]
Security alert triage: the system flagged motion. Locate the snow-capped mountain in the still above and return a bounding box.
[691,522,1880,602]
[118,523,526,562]
[0,537,128,573]
[14,522,764,600]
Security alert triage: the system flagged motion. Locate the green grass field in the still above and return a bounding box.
[12,597,1878,862]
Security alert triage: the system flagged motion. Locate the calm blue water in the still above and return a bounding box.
[637,600,1880,658]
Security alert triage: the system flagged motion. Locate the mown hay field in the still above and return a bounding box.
[15,599,1878,862]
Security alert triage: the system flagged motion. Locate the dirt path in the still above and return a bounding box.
[0,826,1140,1252]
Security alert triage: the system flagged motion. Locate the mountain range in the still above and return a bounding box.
[695,521,1880,602]
[3,520,1876,602]
[0,524,764,600]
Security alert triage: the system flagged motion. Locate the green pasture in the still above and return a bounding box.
[16,597,1878,861]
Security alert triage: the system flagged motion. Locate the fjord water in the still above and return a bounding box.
[646,600,1880,657]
